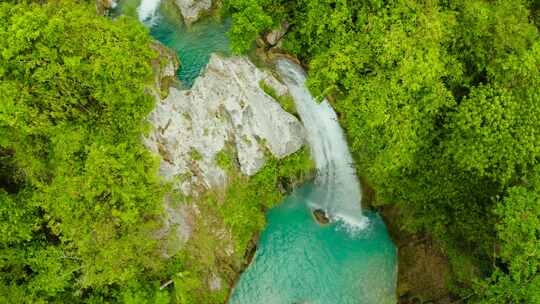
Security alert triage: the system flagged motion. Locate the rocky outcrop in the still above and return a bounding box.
[146,52,306,292]
[95,0,116,15]
[150,41,181,98]
[174,0,213,26]
[265,21,289,47]
[145,54,305,196]
[313,209,330,225]
[148,41,186,258]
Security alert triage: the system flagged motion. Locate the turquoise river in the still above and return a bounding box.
[229,183,397,304]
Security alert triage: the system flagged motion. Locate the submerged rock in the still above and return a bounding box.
[174,0,212,25]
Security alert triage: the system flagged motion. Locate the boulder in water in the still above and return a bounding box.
[313,209,330,225]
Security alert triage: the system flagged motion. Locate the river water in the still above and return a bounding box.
[117,0,230,86]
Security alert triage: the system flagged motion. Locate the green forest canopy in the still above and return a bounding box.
[0,2,313,303]
[0,1,170,302]
[1,0,539,303]
[226,0,540,302]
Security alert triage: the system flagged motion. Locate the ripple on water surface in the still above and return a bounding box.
[229,183,397,304]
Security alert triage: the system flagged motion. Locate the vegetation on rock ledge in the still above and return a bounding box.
[171,147,314,303]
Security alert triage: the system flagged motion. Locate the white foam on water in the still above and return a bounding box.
[137,0,162,26]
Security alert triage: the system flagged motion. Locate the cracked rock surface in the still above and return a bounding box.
[146,54,305,196]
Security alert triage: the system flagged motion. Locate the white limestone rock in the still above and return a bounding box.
[147,52,306,293]
[174,0,212,25]
[145,54,305,196]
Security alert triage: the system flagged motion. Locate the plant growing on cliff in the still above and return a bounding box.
[172,147,314,303]
[259,79,297,116]
[220,147,314,252]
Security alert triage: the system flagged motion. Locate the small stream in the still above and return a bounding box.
[120,1,398,302]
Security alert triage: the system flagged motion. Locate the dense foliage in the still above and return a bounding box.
[3,0,539,302]
[0,1,169,302]
[226,0,540,302]
[0,2,315,303]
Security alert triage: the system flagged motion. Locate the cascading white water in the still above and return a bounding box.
[276,58,367,229]
[137,0,161,25]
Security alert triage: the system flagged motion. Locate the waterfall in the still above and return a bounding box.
[137,0,161,25]
[276,58,367,229]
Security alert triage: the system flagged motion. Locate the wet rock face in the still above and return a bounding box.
[146,54,305,195]
[174,0,212,25]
